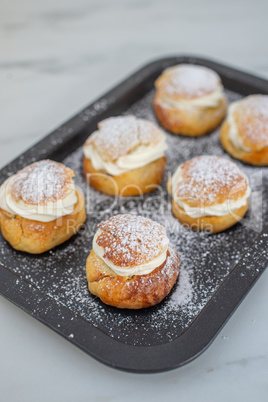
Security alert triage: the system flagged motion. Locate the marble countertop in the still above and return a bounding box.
[1,0,268,401]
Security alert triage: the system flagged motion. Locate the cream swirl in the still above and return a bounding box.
[171,165,251,218]
[93,229,169,276]
[158,85,225,110]
[84,134,167,176]
[0,176,77,222]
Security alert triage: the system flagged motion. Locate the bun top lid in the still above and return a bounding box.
[155,64,221,101]
[85,115,165,162]
[9,160,75,206]
[232,95,268,151]
[94,214,169,268]
[174,155,249,207]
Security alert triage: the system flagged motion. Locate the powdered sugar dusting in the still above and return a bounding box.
[160,244,179,281]
[0,88,267,347]
[124,244,179,291]
[87,115,163,162]
[10,160,73,205]
[97,214,169,267]
[236,95,268,149]
[175,155,248,205]
[170,261,193,306]
[158,64,220,98]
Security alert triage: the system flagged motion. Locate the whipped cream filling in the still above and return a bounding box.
[83,135,167,176]
[159,85,225,109]
[0,176,77,222]
[93,229,169,276]
[227,102,252,152]
[171,166,251,218]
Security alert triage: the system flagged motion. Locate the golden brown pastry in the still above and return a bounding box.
[0,160,86,253]
[86,214,179,309]
[83,115,167,196]
[154,64,227,136]
[220,95,268,165]
[168,155,250,233]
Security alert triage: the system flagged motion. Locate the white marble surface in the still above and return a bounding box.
[1,0,268,401]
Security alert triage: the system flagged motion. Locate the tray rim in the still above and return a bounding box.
[0,55,268,373]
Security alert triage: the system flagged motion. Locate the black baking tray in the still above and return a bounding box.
[0,56,267,373]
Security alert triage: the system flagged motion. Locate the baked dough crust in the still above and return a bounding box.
[172,198,249,233]
[86,246,180,309]
[0,189,86,254]
[154,93,227,136]
[83,155,166,196]
[220,120,268,166]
